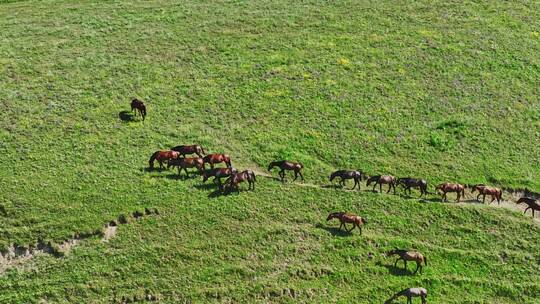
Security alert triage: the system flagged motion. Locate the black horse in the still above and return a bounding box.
[329,170,364,190]
[397,177,428,197]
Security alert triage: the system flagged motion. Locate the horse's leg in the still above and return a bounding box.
[339,222,344,230]
[421,295,426,304]
[524,207,530,214]
[386,183,391,194]
[279,170,285,182]
[352,179,358,190]
[414,262,420,274]
[477,193,481,201]
[403,260,407,270]
[293,170,298,182]
[379,183,383,193]
[394,258,400,267]
[456,191,460,202]
[483,194,487,203]
[490,195,496,204]
[407,296,412,304]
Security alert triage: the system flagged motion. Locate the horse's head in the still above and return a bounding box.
[267,162,274,171]
[361,217,368,224]
[326,212,337,221]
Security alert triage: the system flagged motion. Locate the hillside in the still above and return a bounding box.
[1,0,539,303]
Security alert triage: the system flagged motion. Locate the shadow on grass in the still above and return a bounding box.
[193,183,218,191]
[376,261,414,276]
[142,167,166,173]
[315,223,353,237]
[418,197,442,203]
[119,110,136,122]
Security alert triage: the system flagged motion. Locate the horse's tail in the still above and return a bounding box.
[141,106,146,120]
[148,151,158,169]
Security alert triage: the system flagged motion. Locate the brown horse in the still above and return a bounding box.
[130,98,146,120]
[397,177,428,197]
[326,212,367,234]
[167,157,205,176]
[517,197,540,218]
[202,167,237,189]
[203,153,231,169]
[387,248,427,274]
[385,287,427,304]
[435,182,465,202]
[148,150,180,170]
[366,175,397,194]
[223,170,256,193]
[268,160,304,183]
[329,170,364,190]
[470,184,503,204]
[171,145,206,158]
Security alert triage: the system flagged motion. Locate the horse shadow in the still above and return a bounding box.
[193,183,217,191]
[460,199,483,204]
[315,223,353,237]
[118,111,135,122]
[142,167,166,173]
[207,188,233,198]
[376,261,413,276]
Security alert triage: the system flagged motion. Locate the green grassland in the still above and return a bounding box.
[1,0,539,303]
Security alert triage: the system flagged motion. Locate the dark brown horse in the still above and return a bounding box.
[326,212,367,234]
[171,145,206,158]
[387,248,427,274]
[202,167,237,189]
[366,175,397,194]
[223,170,256,193]
[397,177,428,197]
[268,160,304,183]
[148,150,180,170]
[130,98,146,120]
[471,184,503,204]
[167,157,205,176]
[203,153,231,169]
[435,182,465,202]
[329,170,364,190]
[517,197,540,218]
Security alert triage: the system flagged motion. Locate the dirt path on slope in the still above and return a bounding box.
[251,168,540,223]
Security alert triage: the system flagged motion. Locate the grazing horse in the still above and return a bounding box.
[397,177,428,197]
[223,170,256,193]
[516,197,540,218]
[326,212,367,234]
[203,153,231,169]
[387,248,427,274]
[148,150,180,170]
[171,145,206,158]
[329,170,364,190]
[202,167,237,189]
[268,160,304,183]
[435,182,465,202]
[385,287,427,304]
[167,157,205,176]
[130,98,146,120]
[366,175,397,194]
[470,184,503,204]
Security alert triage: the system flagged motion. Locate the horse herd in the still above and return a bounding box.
[136,100,538,303]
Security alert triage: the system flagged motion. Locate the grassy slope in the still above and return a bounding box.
[0,0,539,302]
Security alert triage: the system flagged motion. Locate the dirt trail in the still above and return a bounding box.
[252,169,539,223]
[0,208,159,275]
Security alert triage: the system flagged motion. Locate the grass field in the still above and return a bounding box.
[1,0,539,303]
